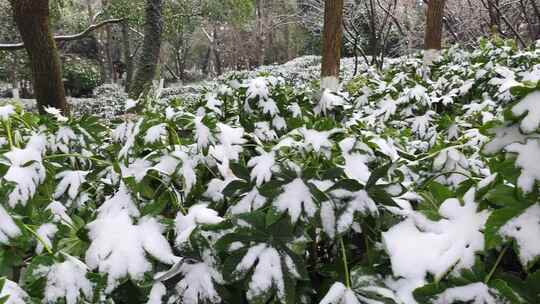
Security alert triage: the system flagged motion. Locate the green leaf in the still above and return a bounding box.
[222,180,250,197]
[366,162,392,189]
[331,179,363,192]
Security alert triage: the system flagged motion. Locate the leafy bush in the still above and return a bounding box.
[63,56,101,97]
[0,39,540,304]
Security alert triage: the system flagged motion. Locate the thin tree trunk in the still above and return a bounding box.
[10,54,19,99]
[320,0,344,91]
[129,0,163,99]
[121,21,134,92]
[10,0,67,113]
[255,0,266,66]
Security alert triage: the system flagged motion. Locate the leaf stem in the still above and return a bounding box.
[22,223,53,255]
[3,120,14,149]
[43,153,111,165]
[407,144,467,166]
[339,237,351,288]
[485,245,509,284]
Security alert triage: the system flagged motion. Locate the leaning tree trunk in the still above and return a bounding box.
[423,0,446,66]
[320,0,344,91]
[129,0,163,99]
[10,0,67,113]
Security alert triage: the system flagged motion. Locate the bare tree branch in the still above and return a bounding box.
[0,18,125,51]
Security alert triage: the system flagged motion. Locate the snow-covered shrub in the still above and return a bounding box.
[0,39,540,304]
[70,83,129,120]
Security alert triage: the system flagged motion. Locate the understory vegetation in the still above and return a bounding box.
[1,39,540,304]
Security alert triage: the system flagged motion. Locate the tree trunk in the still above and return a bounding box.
[10,0,67,113]
[320,0,344,91]
[423,0,446,65]
[255,0,266,66]
[122,22,134,92]
[129,0,163,99]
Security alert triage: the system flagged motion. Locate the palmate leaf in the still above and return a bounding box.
[217,213,307,304]
[481,183,540,268]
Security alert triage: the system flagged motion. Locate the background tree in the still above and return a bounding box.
[129,0,163,99]
[320,0,344,90]
[423,0,446,65]
[8,0,67,113]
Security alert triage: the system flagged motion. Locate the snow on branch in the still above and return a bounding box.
[0,18,125,51]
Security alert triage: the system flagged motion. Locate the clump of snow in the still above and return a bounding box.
[246,77,270,101]
[247,149,275,186]
[504,140,540,192]
[144,123,168,144]
[146,282,166,304]
[235,244,286,301]
[175,204,223,245]
[45,201,73,225]
[500,203,540,267]
[44,106,68,122]
[0,279,29,304]
[36,223,58,254]
[0,205,20,244]
[174,256,223,304]
[86,211,178,291]
[229,188,266,214]
[483,125,529,154]
[319,282,358,304]
[316,90,346,115]
[121,158,152,182]
[382,189,490,299]
[512,91,540,133]
[40,259,93,304]
[434,282,497,304]
[274,178,316,223]
[0,104,15,121]
[54,170,89,199]
[2,147,46,207]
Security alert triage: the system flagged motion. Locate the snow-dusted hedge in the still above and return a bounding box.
[0,38,540,304]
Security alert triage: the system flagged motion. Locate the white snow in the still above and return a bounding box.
[236,244,286,302]
[504,139,540,192]
[512,90,540,133]
[500,203,540,267]
[54,170,89,199]
[274,178,316,223]
[298,128,336,158]
[45,201,73,225]
[144,123,168,144]
[319,282,359,304]
[35,223,58,254]
[434,282,497,304]
[86,211,178,291]
[96,184,140,219]
[247,149,275,186]
[316,90,346,115]
[146,282,166,304]
[121,158,152,182]
[2,147,46,207]
[194,116,213,149]
[483,125,529,154]
[175,256,223,304]
[175,204,223,245]
[246,77,270,101]
[41,259,93,304]
[230,188,267,214]
[0,104,15,121]
[0,280,29,304]
[0,205,20,244]
[382,189,490,301]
